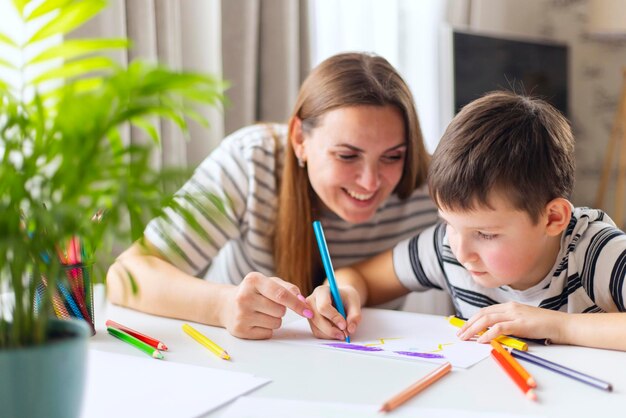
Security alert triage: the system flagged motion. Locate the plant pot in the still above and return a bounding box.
[0,318,91,418]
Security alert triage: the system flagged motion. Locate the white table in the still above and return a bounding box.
[91,299,626,417]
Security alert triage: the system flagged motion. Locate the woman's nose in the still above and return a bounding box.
[356,162,381,191]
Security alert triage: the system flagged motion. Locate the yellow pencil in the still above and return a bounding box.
[448,316,528,351]
[182,323,231,360]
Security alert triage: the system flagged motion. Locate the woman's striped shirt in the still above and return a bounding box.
[145,124,439,286]
[393,207,626,318]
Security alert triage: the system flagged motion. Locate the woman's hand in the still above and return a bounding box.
[219,272,313,339]
[305,284,362,340]
[457,301,566,343]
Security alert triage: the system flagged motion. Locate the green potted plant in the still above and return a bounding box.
[0,0,225,416]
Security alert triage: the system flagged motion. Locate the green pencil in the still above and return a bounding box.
[107,326,164,359]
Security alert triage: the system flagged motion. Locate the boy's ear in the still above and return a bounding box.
[288,116,306,159]
[544,198,572,236]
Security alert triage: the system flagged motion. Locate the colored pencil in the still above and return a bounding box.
[491,349,537,401]
[312,220,350,343]
[448,316,528,351]
[106,319,168,351]
[516,336,552,346]
[182,324,230,360]
[40,277,71,319]
[107,326,164,359]
[379,362,452,413]
[491,340,536,387]
[56,280,84,320]
[510,348,613,392]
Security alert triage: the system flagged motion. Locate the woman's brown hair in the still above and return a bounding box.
[273,52,429,295]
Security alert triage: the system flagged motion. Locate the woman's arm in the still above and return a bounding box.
[107,239,313,340]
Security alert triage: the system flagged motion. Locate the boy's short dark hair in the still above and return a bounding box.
[429,90,575,223]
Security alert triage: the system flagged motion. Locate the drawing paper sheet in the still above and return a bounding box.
[221,397,547,418]
[273,309,491,368]
[81,350,270,418]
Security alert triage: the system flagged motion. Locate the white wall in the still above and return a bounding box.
[466,0,626,225]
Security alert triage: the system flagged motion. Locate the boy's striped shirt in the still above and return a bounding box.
[394,207,626,317]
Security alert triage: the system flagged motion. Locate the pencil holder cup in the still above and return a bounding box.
[35,263,96,336]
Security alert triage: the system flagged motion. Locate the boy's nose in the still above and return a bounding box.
[454,237,477,264]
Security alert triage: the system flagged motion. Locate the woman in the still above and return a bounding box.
[107,52,438,339]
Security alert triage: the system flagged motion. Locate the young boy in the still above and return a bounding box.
[306,91,626,350]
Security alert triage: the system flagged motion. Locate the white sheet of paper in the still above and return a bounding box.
[273,309,491,368]
[221,397,547,418]
[81,350,271,418]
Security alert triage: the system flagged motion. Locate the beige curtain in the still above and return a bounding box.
[221,0,310,134]
[73,0,310,168]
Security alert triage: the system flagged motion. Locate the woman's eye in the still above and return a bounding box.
[337,154,358,161]
[382,154,404,163]
[478,232,497,240]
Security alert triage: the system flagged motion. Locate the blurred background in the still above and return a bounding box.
[2,0,625,313]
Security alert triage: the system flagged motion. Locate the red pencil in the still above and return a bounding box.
[105,320,168,351]
[491,349,537,401]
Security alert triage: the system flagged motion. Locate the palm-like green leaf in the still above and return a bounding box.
[26,0,75,21]
[28,39,129,64]
[130,117,160,145]
[1,0,227,348]
[11,0,27,15]
[0,32,17,47]
[27,0,106,44]
[0,57,17,70]
[30,56,116,84]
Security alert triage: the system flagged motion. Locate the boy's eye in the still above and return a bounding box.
[478,232,497,240]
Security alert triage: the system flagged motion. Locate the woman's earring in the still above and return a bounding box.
[297,157,306,168]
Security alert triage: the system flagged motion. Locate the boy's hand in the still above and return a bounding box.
[220,272,313,339]
[458,301,566,343]
[305,285,362,340]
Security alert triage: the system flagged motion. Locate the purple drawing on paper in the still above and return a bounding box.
[324,343,384,352]
[394,351,445,359]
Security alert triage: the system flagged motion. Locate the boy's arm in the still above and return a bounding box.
[346,249,411,306]
[560,313,626,350]
[459,303,626,351]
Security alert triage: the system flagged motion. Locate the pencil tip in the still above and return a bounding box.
[159,343,168,351]
[527,389,537,401]
[153,351,164,360]
[528,377,537,388]
[222,352,231,360]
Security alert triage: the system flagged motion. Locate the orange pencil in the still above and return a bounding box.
[491,349,537,401]
[379,362,452,413]
[106,320,168,351]
[490,340,536,387]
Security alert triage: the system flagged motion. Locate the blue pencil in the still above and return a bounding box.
[313,220,350,343]
[56,280,84,320]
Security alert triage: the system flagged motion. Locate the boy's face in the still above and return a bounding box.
[439,193,561,291]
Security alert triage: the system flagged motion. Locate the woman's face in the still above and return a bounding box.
[295,105,407,224]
